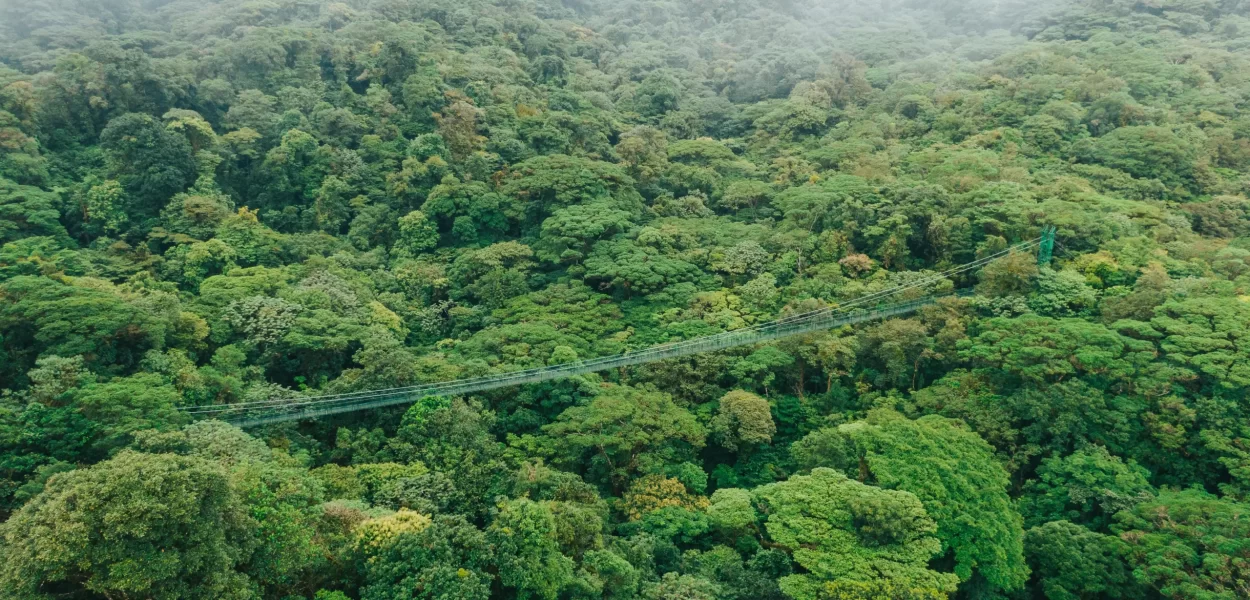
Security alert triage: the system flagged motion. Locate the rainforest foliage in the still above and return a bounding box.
[1,0,1250,598]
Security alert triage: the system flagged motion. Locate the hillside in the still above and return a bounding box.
[1,1,1249,599]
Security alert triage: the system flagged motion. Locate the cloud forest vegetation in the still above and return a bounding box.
[0,0,1249,599]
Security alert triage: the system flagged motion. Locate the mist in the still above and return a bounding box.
[1,1,1248,599]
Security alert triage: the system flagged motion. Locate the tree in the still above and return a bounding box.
[536,201,634,266]
[540,385,707,491]
[99,113,197,221]
[0,96,48,186]
[816,580,947,600]
[976,250,1038,297]
[500,155,637,226]
[1024,521,1142,600]
[1077,126,1202,190]
[0,400,98,514]
[1029,269,1099,317]
[584,237,708,298]
[256,129,327,226]
[0,451,255,600]
[707,487,757,540]
[132,421,331,594]
[69,373,186,453]
[0,178,67,244]
[312,175,354,233]
[616,126,668,185]
[747,467,958,599]
[859,318,931,390]
[961,316,1153,387]
[718,241,771,281]
[489,498,576,599]
[1019,447,1155,530]
[711,390,776,452]
[448,241,535,307]
[793,412,1028,594]
[1115,295,1250,393]
[434,97,484,161]
[421,177,510,243]
[634,73,681,117]
[388,397,508,517]
[774,175,884,240]
[0,276,171,379]
[911,371,1149,481]
[223,89,280,138]
[679,545,790,600]
[511,461,609,560]
[621,475,709,521]
[357,513,494,600]
[195,426,326,594]
[730,346,795,396]
[641,572,719,600]
[398,209,440,254]
[719,180,774,213]
[1114,489,1250,600]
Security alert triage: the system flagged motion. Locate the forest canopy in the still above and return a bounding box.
[1,0,1250,599]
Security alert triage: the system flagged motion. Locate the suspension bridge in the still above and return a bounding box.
[181,230,1055,427]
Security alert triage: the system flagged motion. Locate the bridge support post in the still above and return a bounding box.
[1038,226,1056,267]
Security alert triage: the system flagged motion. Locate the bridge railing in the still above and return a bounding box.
[182,237,1040,427]
[223,292,952,427]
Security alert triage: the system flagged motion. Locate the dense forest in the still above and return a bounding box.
[1,0,1249,598]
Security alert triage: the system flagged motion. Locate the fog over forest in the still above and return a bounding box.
[0,1,1248,599]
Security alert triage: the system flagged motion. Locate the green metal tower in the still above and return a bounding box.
[1038,225,1056,267]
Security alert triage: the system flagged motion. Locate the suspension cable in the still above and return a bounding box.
[182,238,1040,424]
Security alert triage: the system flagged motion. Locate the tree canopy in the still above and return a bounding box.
[2,0,1250,598]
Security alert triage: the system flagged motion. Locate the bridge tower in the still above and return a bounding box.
[1038,225,1056,267]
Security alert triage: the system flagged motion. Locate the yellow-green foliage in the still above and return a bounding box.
[354,509,433,555]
